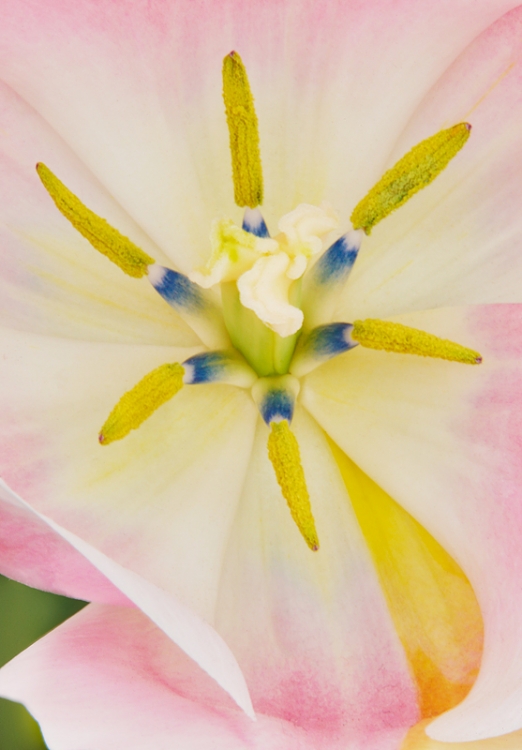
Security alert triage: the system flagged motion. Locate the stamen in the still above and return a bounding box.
[148,264,209,313]
[310,232,362,286]
[352,319,482,364]
[99,363,184,445]
[252,375,299,425]
[148,264,230,349]
[301,230,363,330]
[222,51,264,208]
[268,420,319,552]
[290,323,357,377]
[182,351,257,388]
[242,207,270,238]
[36,163,154,277]
[252,376,318,550]
[351,123,471,234]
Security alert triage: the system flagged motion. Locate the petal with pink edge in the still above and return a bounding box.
[0,603,410,750]
[0,481,254,717]
[0,479,128,604]
[0,0,516,275]
[303,304,522,741]
[341,5,522,320]
[215,408,419,746]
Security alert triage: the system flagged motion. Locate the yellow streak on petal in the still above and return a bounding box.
[328,440,483,720]
[37,163,154,277]
[351,123,471,234]
[99,363,184,445]
[267,420,319,551]
[352,319,482,365]
[222,51,264,208]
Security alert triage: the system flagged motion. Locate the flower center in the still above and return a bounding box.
[189,203,339,375]
[34,51,480,552]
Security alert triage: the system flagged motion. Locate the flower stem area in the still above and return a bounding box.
[0,576,85,749]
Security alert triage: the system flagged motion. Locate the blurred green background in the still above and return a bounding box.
[0,575,86,749]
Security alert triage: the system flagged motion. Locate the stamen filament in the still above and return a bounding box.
[242,207,270,238]
[290,323,357,377]
[223,51,264,208]
[267,420,319,551]
[301,230,363,331]
[351,123,471,234]
[182,351,257,388]
[148,264,231,349]
[37,163,154,277]
[352,319,482,364]
[99,363,184,445]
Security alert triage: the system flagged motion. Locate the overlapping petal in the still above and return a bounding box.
[303,304,522,741]
[0,480,254,716]
[0,479,128,604]
[0,603,413,750]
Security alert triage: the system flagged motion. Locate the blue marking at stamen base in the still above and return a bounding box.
[260,388,295,425]
[182,352,228,384]
[242,207,270,238]
[306,323,356,357]
[149,265,207,312]
[313,234,360,285]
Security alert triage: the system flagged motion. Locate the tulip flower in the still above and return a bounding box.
[1,0,522,747]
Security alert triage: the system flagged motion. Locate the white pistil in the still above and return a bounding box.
[238,252,303,337]
[191,203,341,339]
[277,202,339,256]
[189,218,277,288]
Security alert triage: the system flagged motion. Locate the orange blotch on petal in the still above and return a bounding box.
[328,439,483,719]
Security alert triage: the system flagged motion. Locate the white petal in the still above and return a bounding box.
[0,80,196,344]
[340,6,522,320]
[0,327,257,624]
[0,0,515,275]
[215,408,419,743]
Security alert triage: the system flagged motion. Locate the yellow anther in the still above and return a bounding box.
[36,163,154,277]
[222,51,264,208]
[351,123,471,234]
[267,420,319,551]
[352,319,482,364]
[99,363,184,445]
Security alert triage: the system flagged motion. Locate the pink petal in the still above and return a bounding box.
[0,480,254,717]
[303,304,522,741]
[341,4,522,320]
[0,0,516,276]
[0,479,128,604]
[0,603,410,750]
